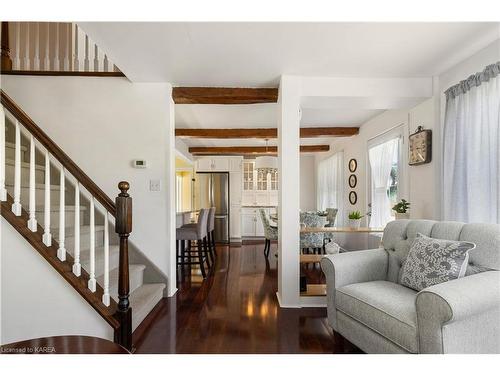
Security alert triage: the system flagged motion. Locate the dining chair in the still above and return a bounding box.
[259,209,278,258]
[300,212,325,254]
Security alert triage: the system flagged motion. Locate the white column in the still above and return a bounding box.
[102,211,110,306]
[57,166,66,261]
[88,197,96,292]
[277,76,301,308]
[42,149,52,246]
[72,181,81,276]
[27,134,38,231]
[33,22,40,70]
[44,23,50,71]
[53,23,60,71]
[11,120,22,216]
[93,44,99,71]
[0,106,7,201]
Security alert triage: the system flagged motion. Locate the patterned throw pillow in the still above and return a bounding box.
[399,233,475,291]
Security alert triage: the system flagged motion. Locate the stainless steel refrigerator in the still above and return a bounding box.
[194,172,229,243]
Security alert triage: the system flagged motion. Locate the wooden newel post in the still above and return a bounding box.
[1,22,13,71]
[113,181,132,351]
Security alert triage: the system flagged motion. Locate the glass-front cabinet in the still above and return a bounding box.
[242,159,278,206]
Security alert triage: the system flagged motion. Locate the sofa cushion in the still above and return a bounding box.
[400,233,475,291]
[336,281,418,353]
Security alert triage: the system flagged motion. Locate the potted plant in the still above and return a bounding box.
[392,199,410,219]
[348,211,364,229]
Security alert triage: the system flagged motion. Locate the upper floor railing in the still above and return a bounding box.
[1,22,123,75]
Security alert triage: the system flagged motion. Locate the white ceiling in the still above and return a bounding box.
[80,22,499,85]
[79,22,499,152]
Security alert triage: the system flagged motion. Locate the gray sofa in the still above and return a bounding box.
[320,220,500,354]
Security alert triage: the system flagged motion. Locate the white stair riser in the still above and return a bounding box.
[35,210,85,230]
[5,163,45,185]
[5,145,27,162]
[5,185,62,207]
[63,230,105,252]
[81,248,120,278]
[109,266,145,301]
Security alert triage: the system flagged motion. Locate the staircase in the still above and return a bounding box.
[1,91,165,349]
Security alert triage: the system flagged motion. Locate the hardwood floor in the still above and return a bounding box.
[133,241,361,354]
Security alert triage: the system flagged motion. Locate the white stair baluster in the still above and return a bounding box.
[73,24,79,71]
[0,106,6,201]
[93,44,99,72]
[33,22,40,70]
[53,23,60,71]
[44,23,50,71]
[11,120,22,216]
[88,197,96,292]
[14,22,21,69]
[84,34,90,71]
[27,134,38,230]
[72,182,81,276]
[57,166,66,261]
[42,149,52,246]
[63,23,70,71]
[102,211,110,306]
[23,22,30,70]
[103,54,109,72]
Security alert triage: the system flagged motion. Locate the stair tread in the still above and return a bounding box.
[96,264,146,293]
[5,141,28,151]
[130,283,165,331]
[5,159,45,169]
[78,244,119,261]
[35,205,88,212]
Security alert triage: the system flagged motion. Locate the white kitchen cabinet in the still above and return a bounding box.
[229,172,242,206]
[196,158,214,171]
[255,191,269,206]
[230,205,242,239]
[212,158,230,171]
[241,210,257,237]
[229,157,243,172]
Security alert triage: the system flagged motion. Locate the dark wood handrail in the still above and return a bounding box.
[0,90,116,216]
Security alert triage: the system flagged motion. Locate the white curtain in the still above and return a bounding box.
[317,151,344,226]
[368,138,398,228]
[443,63,500,224]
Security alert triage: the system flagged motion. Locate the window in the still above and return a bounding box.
[317,151,344,226]
[257,170,268,190]
[270,170,278,190]
[243,161,254,190]
[368,126,405,228]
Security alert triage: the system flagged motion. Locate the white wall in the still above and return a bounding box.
[299,155,316,211]
[1,217,113,344]
[315,100,437,226]
[2,76,176,292]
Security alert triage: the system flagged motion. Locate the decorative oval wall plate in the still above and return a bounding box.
[349,191,357,205]
[348,174,357,188]
[348,158,358,173]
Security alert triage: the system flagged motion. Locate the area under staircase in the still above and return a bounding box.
[1,91,165,350]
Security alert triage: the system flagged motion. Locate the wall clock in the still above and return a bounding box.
[349,191,357,205]
[348,174,357,188]
[348,158,357,173]
[409,126,432,165]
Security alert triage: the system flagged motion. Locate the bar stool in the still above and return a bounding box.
[206,207,216,262]
[176,208,210,277]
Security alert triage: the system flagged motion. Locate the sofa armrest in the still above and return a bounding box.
[416,271,500,353]
[320,248,388,330]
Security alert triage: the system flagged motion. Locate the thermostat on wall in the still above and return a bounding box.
[132,159,148,168]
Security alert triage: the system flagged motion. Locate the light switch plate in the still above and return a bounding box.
[150,179,161,192]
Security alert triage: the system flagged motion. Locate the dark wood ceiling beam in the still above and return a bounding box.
[172,87,278,104]
[188,145,330,155]
[176,127,359,138]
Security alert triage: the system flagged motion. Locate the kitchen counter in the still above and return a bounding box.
[176,210,200,215]
[241,205,277,208]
